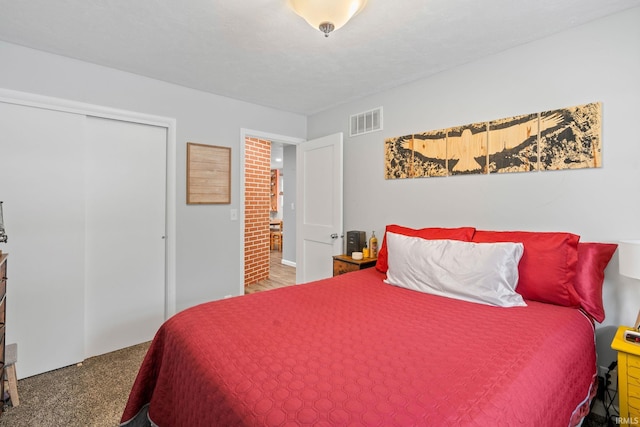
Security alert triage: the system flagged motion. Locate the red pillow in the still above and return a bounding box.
[376,225,476,273]
[574,243,617,323]
[472,230,581,307]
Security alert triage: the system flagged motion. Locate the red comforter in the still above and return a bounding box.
[121,268,596,427]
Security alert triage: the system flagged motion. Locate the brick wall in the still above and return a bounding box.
[244,137,271,286]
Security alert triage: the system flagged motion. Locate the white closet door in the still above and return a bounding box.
[0,102,86,378]
[84,117,167,358]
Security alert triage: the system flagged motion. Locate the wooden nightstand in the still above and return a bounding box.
[611,326,640,426]
[332,254,377,276]
[0,254,8,414]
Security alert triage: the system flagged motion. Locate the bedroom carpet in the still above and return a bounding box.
[0,341,150,427]
[583,411,610,426]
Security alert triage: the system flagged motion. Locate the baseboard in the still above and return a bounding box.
[282,259,296,268]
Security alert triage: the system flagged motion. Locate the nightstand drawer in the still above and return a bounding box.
[629,356,640,370]
[333,260,359,276]
[332,255,377,277]
[630,383,640,401]
[0,260,5,299]
[629,364,640,386]
[629,398,640,418]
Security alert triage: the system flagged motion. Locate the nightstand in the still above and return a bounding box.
[611,326,640,425]
[332,254,377,276]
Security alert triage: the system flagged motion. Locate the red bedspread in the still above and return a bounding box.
[121,268,596,427]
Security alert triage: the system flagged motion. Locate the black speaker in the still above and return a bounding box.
[346,231,366,255]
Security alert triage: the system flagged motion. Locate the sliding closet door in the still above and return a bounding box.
[0,102,86,378]
[84,117,167,358]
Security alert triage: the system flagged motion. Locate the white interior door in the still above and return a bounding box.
[84,117,167,358]
[296,133,343,283]
[0,102,86,378]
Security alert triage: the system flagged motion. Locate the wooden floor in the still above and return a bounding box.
[245,250,296,294]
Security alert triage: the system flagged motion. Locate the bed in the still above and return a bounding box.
[121,226,617,427]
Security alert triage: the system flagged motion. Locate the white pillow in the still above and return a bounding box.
[383,232,526,307]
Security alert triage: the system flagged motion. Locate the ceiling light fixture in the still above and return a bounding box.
[288,0,368,37]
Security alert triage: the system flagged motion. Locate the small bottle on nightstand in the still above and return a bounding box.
[369,231,378,258]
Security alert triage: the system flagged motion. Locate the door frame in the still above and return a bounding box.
[239,128,305,295]
[0,88,177,318]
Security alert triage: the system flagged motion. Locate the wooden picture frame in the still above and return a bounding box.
[187,143,231,204]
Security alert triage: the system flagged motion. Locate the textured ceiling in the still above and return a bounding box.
[0,0,638,115]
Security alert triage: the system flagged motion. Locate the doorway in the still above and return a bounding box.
[242,133,299,291]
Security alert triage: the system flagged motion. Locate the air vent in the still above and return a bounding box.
[350,107,383,137]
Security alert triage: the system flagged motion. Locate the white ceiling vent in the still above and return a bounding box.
[350,107,383,137]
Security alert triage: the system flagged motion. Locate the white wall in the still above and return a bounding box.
[282,144,297,264]
[308,8,640,328]
[0,41,306,312]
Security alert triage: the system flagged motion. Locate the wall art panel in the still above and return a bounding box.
[539,102,602,170]
[412,130,448,177]
[384,134,414,179]
[488,113,539,174]
[446,122,488,176]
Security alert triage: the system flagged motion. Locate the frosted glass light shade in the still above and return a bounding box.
[619,240,640,280]
[289,0,368,35]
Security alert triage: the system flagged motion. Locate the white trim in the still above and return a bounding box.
[239,128,305,296]
[0,88,177,319]
[0,88,170,128]
[281,259,297,268]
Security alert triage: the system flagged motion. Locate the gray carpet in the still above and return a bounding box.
[583,412,610,427]
[0,342,150,427]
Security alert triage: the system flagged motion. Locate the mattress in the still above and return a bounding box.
[121,268,596,426]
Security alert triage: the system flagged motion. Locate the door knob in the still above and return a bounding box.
[330,233,338,239]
